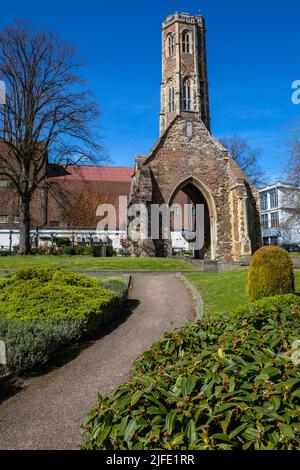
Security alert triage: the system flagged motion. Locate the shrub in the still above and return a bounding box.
[83,294,300,450]
[0,316,84,372]
[92,245,103,257]
[63,245,77,256]
[0,268,127,372]
[247,246,295,301]
[54,237,72,248]
[0,249,10,256]
[82,246,93,256]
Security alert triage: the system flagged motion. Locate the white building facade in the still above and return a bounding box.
[259,182,300,250]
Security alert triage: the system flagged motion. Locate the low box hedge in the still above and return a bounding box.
[83,294,300,450]
[0,268,127,373]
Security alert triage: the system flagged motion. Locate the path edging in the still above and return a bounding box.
[177,273,204,321]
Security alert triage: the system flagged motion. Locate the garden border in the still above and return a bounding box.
[177,273,204,320]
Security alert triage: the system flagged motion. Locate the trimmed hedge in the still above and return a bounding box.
[0,268,127,372]
[248,246,295,301]
[83,294,300,450]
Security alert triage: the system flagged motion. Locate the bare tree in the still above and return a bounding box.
[61,186,110,229]
[0,20,104,254]
[286,128,300,185]
[220,135,266,188]
[280,127,300,229]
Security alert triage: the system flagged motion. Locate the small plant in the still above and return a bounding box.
[247,246,295,301]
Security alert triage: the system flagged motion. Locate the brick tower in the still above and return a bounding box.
[126,12,262,261]
[160,12,210,134]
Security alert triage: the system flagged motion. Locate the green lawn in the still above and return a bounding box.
[186,269,300,317]
[0,255,194,272]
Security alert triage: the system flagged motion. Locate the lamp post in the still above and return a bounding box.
[9,230,12,254]
[35,227,39,248]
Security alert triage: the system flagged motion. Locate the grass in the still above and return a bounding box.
[186,269,300,317]
[0,255,194,272]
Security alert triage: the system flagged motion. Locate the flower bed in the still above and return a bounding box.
[83,294,300,450]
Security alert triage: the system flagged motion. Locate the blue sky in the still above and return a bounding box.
[1,0,300,182]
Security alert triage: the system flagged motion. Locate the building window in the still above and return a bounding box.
[182,30,191,53]
[49,221,60,228]
[270,236,278,246]
[167,33,174,57]
[260,193,268,211]
[270,189,278,209]
[0,180,11,188]
[13,215,20,224]
[270,212,279,228]
[0,215,8,224]
[171,206,180,215]
[261,213,268,229]
[263,237,269,246]
[167,79,175,112]
[183,78,192,111]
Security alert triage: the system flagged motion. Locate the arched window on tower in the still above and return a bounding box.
[183,78,192,111]
[167,79,175,112]
[167,33,174,57]
[182,30,191,54]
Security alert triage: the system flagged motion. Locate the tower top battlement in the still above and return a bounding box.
[163,12,205,29]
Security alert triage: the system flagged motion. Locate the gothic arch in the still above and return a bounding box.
[168,176,217,259]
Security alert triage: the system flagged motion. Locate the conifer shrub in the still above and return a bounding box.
[247,246,295,301]
[0,268,127,372]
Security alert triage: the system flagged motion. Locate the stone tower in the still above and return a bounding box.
[126,12,262,261]
[160,12,210,134]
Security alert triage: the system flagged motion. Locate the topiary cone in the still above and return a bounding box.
[247,246,295,301]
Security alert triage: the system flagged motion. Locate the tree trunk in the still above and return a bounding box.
[18,197,31,255]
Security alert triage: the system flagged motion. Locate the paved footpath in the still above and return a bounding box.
[0,274,195,450]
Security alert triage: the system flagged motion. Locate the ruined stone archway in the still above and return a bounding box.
[168,176,217,260]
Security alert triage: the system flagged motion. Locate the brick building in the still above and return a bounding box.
[0,163,133,250]
[126,12,261,260]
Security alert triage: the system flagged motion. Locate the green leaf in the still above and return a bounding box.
[183,376,197,395]
[131,390,144,407]
[171,433,185,446]
[211,433,231,442]
[229,424,247,440]
[186,419,197,444]
[221,410,233,434]
[119,415,129,436]
[166,411,176,435]
[242,427,257,441]
[96,424,111,446]
[229,376,236,392]
[278,423,295,439]
[124,419,138,444]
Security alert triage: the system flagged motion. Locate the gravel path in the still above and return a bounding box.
[0,274,195,450]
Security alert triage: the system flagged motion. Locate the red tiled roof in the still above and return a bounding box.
[48,164,133,182]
